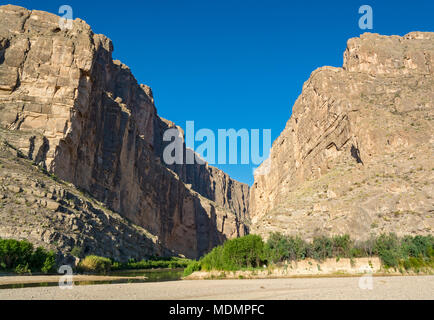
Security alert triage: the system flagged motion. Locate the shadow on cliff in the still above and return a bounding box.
[50,44,234,259]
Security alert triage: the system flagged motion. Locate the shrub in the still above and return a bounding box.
[79,255,112,274]
[15,263,31,274]
[30,247,49,269]
[402,259,412,271]
[266,233,308,263]
[353,236,376,257]
[0,238,57,273]
[332,235,352,257]
[70,246,83,258]
[200,234,266,271]
[201,245,225,271]
[183,260,201,277]
[310,236,334,261]
[371,233,434,268]
[400,235,433,259]
[41,251,57,274]
[195,233,434,272]
[221,234,265,269]
[373,233,401,267]
[111,261,122,270]
[110,257,191,270]
[349,247,364,258]
[0,239,34,269]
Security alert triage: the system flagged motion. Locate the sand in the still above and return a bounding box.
[0,275,433,300]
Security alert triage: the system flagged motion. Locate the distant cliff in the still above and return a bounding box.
[0,5,249,259]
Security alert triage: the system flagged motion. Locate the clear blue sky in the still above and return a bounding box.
[9,0,434,185]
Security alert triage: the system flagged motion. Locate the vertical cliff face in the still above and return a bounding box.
[154,118,250,231]
[0,5,249,258]
[250,32,434,240]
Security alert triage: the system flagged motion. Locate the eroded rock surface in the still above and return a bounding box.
[250,32,434,240]
[0,5,249,259]
[0,134,170,263]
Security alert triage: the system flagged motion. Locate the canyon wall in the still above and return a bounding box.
[0,5,248,259]
[2,4,432,258]
[250,32,434,240]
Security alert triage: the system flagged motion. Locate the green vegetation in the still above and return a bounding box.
[184,235,267,276]
[183,260,201,277]
[183,233,434,276]
[200,234,266,272]
[374,233,434,270]
[3,233,432,277]
[111,257,191,271]
[0,238,57,274]
[70,246,83,258]
[266,233,354,262]
[78,255,112,274]
[76,255,191,274]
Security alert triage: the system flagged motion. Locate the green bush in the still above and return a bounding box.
[15,263,31,274]
[265,233,308,263]
[402,259,412,271]
[196,233,434,272]
[41,251,57,274]
[183,260,201,277]
[310,236,334,261]
[265,233,353,263]
[110,257,191,271]
[222,234,265,269]
[400,235,433,258]
[79,255,112,274]
[374,233,402,268]
[0,238,57,273]
[372,233,434,268]
[352,237,376,257]
[0,239,34,269]
[332,235,352,257]
[200,234,266,271]
[70,246,83,258]
[201,246,225,271]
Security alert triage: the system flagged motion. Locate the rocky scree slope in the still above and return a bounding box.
[0,5,249,259]
[250,32,434,241]
[0,129,170,263]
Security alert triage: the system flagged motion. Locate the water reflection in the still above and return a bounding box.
[0,268,184,290]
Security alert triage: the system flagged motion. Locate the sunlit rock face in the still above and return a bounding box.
[0,5,249,259]
[250,32,434,241]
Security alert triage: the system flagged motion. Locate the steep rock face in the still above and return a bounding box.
[0,133,170,263]
[0,5,249,258]
[154,118,250,226]
[250,32,434,240]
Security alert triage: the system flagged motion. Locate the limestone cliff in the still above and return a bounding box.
[0,5,249,259]
[0,129,171,263]
[250,32,434,240]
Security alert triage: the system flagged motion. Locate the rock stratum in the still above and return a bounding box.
[250,32,434,241]
[0,5,249,260]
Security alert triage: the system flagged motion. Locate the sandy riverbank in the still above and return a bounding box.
[185,257,387,280]
[0,275,433,300]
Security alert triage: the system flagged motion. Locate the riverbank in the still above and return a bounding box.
[0,268,184,289]
[0,275,432,300]
[185,257,385,279]
[184,257,433,280]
